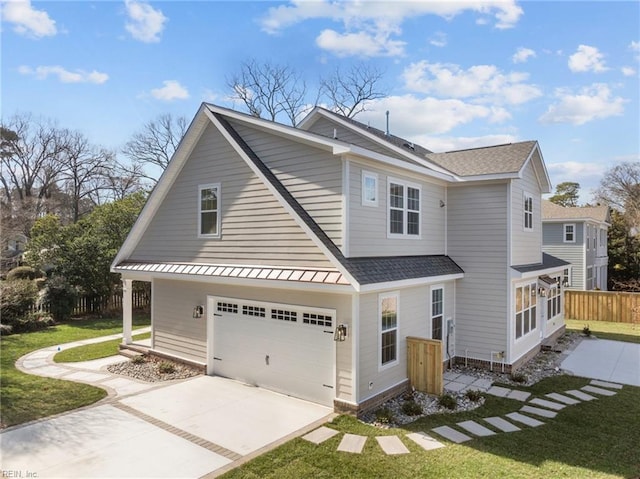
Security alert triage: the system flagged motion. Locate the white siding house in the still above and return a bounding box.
[113,104,568,414]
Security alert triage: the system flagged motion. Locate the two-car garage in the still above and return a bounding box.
[206,296,336,407]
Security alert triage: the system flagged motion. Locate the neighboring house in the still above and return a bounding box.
[542,200,610,291]
[112,104,568,414]
[1,232,27,274]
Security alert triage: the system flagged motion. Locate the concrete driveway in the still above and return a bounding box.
[1,376,332,478]
[561,338,640,386]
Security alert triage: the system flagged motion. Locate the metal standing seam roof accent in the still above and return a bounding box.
[511,253,570,273]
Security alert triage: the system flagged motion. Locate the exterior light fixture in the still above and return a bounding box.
[192,305,204,318]
[334,324,348,342]
[538,287,547,297]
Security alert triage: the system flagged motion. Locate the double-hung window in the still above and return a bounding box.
[388,179,421,238]
[563,224,575,243]
[431,287,443,341]
[523,193,533,230]
[199,183,220,237]
[380,293,398,367]
[515,282,537,339]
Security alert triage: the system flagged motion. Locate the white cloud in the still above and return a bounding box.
[260,1,522,57]
[429,31,447,48]
[1,0,57,38]
[18,65,108,84]
[124,0,167,43]
[621,66,636,77]
[630,40,640,52]
[546,161,608,202]
[150,80,189,101]
[356,95,509,136]
[403,61,542,105]
[568,45,608,73]
[316,29,405,57]
[539,83,626,125]
[512,47,536,63]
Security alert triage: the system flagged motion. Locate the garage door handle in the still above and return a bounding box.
[214,313,222,317]
[323,384,334,389]
[213,357,222,361]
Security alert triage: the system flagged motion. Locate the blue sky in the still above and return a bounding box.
[2,0,639,203]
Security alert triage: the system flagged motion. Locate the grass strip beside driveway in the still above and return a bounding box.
[54,331,151,363]
[565,319,640,344]
[0,314,150,429]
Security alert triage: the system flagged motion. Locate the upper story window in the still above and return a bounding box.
[388,179,421,238]
[586,225,591,250]
[362,171,378,207]
[523,193,533,230]
[198,183,220,237]
[563,224,575,243]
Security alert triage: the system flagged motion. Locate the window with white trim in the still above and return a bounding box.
[523,193,533,230]
[431,287,443,341]
[547,275,562,320]
[362,171,378,207]
[563,268,571,288]
[515,282,537,339]
[563,224,575,243]
[388,179,421,237]
[380,293,398,367]
[199,183,220,237]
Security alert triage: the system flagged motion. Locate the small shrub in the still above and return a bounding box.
[375,407,394,424]
[158,361,176,374]
[438,394,457,410]
[0,279,38,328]
[11,313,55,334]
[6,266,42,281]
[39,276,77,322]
[130,354,146,365]
[465,389,484,402]
[511,372,528,383]
[583,324,591,336]
[401,399,423,416]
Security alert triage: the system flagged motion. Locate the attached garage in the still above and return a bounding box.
[206,296,336,406]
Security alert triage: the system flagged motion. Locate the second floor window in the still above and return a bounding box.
[523,194,533,230]
[564,224,575,243]
[388,179,421,237]
[199,183,220,237]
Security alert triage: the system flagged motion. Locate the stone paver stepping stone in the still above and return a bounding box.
[565,389,597,401]
[545,392,580,405]
[376,436,409,455]
[528,398,566,410]
[582,385,616,397]
[431,426,472,443]
[457,420,496,437]
[469,378,493,391]
[483,417,521,432]
[406,432,445,451]
[520,405,557,418]
[506,389,531,401]
[444,371,461,381]
[337,434,367,453]
[302,426,339,445]
[456,374,478,385]
[486,386,511,398]
[506,412,545,427]
[590,380,623,390]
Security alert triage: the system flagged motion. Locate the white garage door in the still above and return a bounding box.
[208,296,335,406]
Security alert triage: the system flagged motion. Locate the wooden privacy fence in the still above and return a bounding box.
[34,290,150,316]
[564,290,640,323]
[407,337,443,395]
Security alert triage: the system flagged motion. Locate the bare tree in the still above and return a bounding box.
[227,60,308,126]
[101,158,148,202]
[122,113,188,183]
[320,63,387,118]
[595,162,640,229]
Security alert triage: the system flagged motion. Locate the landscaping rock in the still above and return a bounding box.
[106,356,201,382]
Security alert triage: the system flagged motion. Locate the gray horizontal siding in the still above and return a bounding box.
[543,222,585,289]
[511,158,542,266]
[131,123,332,267]
[229,119,343,248]
[447,184,509,360]
[348,160,446,257]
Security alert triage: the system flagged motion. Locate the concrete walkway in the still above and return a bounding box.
[3,330,333,478]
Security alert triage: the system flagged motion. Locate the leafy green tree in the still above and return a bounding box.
[607,208,640,291]
[549,182,580,207]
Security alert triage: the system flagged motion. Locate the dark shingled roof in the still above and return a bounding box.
[426,141,537,177]
[512,253,570,273]
[213,110,463,286]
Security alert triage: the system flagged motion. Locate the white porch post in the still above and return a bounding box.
[122,278,133,345]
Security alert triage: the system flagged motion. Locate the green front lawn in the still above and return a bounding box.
[221,376,640,479]
[0,314,150,429]
[566,319,640,344]
[54,331,151,363]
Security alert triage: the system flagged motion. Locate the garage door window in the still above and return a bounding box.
[217,302,238,314]
[243,305,266,317]
[303,312,332,327]
[271,309,297,322]
[380,293,399,368]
